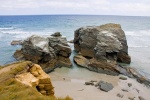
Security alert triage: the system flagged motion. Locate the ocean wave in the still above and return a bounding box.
[129,45,149,48]
[125,31,142,37]
[0,27,14,30]
[125,30,150,37]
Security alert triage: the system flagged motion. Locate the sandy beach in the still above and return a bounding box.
[49,67,150,100]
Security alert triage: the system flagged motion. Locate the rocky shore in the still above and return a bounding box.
[73,23,150,86]
[0,23,150,100]
[12,23,150,86]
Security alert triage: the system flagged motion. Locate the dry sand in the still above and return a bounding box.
[49,67,150,100]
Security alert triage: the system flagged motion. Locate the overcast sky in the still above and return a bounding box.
[0,0,150,16]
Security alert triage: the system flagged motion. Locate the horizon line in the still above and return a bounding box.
[0,14,150,17]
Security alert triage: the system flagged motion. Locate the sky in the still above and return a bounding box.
[0,0,150,16]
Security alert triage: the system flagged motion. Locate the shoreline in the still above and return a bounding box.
[49,67,150,100]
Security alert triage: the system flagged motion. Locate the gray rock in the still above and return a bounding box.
[117,93,124,98]
[73,24,150,87]
[97,81,114,92]
[119,76,127,80]
[51,32,62,37]
[13,35,72,72]
[128,97,135,100]
[74,23,131,76]
[85,82,94,85]
[122,89,128,92]
[139,96,145,100]
[74,23,131,63]
[128,83,132,87]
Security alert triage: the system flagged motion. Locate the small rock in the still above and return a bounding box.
[98,81,114,92]
[11,40,22,45]
[128,97,135,100]
[90,80,97,82]
[68,40,74,43]
[63,78,65,80]
[85,82,94,85]
[128,83,132,87]
[134,88,140,93]
[122,89,128,92]
[117,93,124,98]
[51,32,62,37]
[78,89,84,91]
[139,96,145,100]
[119,76,127,80]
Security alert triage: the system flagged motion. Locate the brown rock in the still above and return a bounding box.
[11,40,22,45]
[117,52,131,64]
[15,64,54,96]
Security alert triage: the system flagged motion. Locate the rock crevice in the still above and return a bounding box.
[15,63,54,96]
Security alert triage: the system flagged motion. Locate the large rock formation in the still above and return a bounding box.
[14,33,72,73]
[74,23,131,76]
[15,63,54,96]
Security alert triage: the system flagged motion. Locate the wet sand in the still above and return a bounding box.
[49,67,150,100]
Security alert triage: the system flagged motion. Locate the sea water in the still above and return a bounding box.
[0,15,150,78]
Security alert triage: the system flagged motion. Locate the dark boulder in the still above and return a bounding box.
[96,81,114,92]
[51,32,62,37]
[13,34,72,73]
[73,23,131,76]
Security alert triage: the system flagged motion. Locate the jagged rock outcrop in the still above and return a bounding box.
[15,63,54,96]
[73,23,150,86]
[74,23,131,76]
[14,33,72,73]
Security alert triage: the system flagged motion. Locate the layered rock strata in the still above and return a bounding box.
[74,23,131,76]
[14,33,72,73]
[15,63,54,96]
[73,23,150,86]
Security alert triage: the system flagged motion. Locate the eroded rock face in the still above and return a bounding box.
[14,34,72,72]
[15,63,54,96]
[74,23,131,76]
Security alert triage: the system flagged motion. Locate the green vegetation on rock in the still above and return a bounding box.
[0,61,72,100]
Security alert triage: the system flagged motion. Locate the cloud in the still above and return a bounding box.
[0,0,150,16]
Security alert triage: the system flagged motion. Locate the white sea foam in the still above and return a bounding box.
[0,27,14,30]
[125,31,142,37]
[129,45,149,48]
[125,30,150,37]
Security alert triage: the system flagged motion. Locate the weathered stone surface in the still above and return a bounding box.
[14,33,72,72]
[74,23,131,63]
[74,23,131,76]
[96,81,114,92]
[73,23,150,86]
[15,63,54,96]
